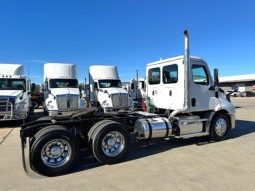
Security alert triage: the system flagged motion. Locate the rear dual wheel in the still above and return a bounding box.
[30,125,79,176]
[89,120,130,164]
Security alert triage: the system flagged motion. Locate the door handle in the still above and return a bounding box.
[169,90,172,96]
[152,90,154,96]
[191,98,196,107]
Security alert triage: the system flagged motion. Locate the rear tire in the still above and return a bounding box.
[91,121,130,164]
[209,113,230,141]
[30,125,79,176]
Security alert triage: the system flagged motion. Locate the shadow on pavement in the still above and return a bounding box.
[71,119,255,175]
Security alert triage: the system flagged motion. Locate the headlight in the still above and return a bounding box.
[102,100,109,107]
[46,101,54,109]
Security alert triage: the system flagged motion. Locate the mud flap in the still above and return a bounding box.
[21,137,45,178]
[21,137,30,174]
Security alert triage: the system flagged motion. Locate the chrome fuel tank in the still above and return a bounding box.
[134,117,172,139]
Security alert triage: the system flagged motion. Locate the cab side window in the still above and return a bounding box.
[192,65,209,85]
[163,64,178,84]
[148,67,160,85]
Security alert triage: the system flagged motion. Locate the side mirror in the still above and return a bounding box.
[214,68,219,85]
[214,68,219,98]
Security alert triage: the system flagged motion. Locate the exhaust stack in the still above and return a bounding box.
[184,30,190,65]
[170,30,190,118]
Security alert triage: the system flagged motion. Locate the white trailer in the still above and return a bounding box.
[89,65,134,113]
[43,63,86,116]
[0,64,32,121]
[21,31,237,177]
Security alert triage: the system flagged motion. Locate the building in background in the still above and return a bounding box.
[219,74,255,96]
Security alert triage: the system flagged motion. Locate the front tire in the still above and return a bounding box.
[91,121,130,164]
[209,113,230,141]
[30,125,79,176]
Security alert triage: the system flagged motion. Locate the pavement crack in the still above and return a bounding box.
[0,128,14,146]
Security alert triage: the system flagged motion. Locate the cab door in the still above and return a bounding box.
[189,62,214,112]
[147,67,161,108]
[159,63,184,110]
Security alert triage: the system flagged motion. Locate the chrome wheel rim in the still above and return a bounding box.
[41,139,71,168]
[101,131,125,157]
[215,118,227,136]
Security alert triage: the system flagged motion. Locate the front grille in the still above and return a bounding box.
[69,95,78,109]
[56,94,79,111]
[0,97,15,112]
[56,95,68,110]
[112,93,129,107]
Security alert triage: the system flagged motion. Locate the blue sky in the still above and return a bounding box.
[0,0,254,84]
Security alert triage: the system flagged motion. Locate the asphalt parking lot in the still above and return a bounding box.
[0,97,255,191]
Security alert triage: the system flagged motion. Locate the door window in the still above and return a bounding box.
[192,65,209,85]
[148,67,160,85]
[163,64,178,84]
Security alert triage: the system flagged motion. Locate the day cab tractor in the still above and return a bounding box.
[20,31,237,176]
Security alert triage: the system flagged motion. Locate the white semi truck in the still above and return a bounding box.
[43,63,86,116]
[20,31,237,176]
[89,65,134,113]
[0,64,32,121]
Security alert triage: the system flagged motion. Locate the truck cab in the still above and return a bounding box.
[0,64,32,121]
[89,65,134,113]
[43,63,86,116]
[146,31,235,134]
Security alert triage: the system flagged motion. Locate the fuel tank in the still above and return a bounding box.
[134,117,172,139]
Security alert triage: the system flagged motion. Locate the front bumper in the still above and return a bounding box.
[0,111,27,121]
[103,107,133,113]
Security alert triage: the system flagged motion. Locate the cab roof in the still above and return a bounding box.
[147,55,205,67]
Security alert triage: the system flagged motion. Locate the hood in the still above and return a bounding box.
[0,90,23,97]
[101,88,128,95]
[50,88,80,96]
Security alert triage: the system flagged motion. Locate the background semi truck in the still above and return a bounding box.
[43,63,86,116]
[31,83,44,109]
[0,64,32,121]
[20,31,237,176]
[129,77,146,100]
[89,65,134,113]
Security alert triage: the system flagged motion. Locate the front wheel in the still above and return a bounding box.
[209,114,230,141]
[91,121,130,164]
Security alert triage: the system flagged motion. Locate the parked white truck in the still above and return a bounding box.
[21,31,237,176]
[89,65,134,113]
[129,78,146,100]
[0,64,32,121]
[43,63,86,116]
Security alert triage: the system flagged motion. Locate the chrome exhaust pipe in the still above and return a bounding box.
[183,30,190,111]
[170,30,190,118]
[184,30,190,65]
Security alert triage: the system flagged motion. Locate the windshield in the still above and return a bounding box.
[49,79,78,88]
[98,80,122,88]
[0,79,26,90]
